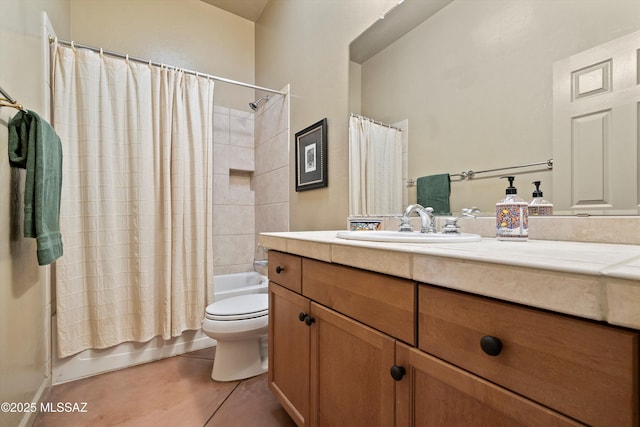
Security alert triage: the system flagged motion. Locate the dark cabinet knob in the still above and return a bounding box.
[275,266,284,274]
[480,335,503,356]
[390,365,406,381]
[298,312,315,326]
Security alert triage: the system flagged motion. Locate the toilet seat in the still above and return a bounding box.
[205,294,268,321]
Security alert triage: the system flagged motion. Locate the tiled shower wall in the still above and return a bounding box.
[213,106,256,275]
[255,91,290,264]
[213,90,289,275]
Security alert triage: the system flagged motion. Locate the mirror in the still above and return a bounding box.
[349,0,640,216]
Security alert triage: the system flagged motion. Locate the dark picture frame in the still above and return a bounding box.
[295,118,328,192]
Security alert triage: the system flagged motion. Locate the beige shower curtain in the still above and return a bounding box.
[52,43,214,358]
[349,115,403,216]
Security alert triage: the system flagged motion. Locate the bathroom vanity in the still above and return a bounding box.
[261,231,640,427]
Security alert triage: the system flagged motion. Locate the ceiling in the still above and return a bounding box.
[350,0,453,64]
[201,0,269,22]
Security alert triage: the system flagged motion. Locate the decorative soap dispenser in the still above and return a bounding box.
[528,181,553,216]
[496,176,528,241]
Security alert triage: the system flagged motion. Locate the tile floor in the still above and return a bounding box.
[33,347,296,427]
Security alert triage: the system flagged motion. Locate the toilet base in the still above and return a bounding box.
[211,335,268,382]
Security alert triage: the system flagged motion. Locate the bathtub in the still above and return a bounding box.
[214,272,268,301]
[52,271,267,384]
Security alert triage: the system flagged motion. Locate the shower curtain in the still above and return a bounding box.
[349,115,403,216]
[52,43,214,358]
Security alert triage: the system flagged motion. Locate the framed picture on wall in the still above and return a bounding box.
[295,118,328,191]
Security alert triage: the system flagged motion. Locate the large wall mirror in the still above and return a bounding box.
[349,0,640,216]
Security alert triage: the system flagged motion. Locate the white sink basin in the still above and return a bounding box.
[336,230,482,243]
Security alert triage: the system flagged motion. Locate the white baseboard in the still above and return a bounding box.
[18,377,50,427]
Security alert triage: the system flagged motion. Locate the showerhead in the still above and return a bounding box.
[249,95,270,111]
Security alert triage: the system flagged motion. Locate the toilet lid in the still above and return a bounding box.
[205,294,268,321]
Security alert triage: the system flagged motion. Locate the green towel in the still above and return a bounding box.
[416,173,451,215]
[8,110,63,265]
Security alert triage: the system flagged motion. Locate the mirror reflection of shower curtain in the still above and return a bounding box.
[52,43,214,358]
[349,115,403,216]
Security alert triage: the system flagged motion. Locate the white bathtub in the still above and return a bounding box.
[52,271,267,384]
[214,272,268,301]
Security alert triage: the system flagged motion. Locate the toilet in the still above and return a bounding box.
[201,293,269,381]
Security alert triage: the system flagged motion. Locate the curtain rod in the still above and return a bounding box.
[350,113,403,132]
[48,36,286,96]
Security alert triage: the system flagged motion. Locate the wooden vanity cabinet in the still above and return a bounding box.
[268,252,412,427]
[268,250,639,426]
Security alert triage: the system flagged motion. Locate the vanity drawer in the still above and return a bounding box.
[419,285,639,427]
[268,251,302,293]
[302,258,415,345]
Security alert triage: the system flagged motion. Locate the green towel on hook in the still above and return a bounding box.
[416,173,451,215]
[8,110,63,265]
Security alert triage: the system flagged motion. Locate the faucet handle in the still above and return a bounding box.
[394,215,413,232]
[442,207,480,234]
[460,207,480,218]
[442,218,462,234]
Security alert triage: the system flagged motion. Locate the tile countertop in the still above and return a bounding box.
[259,231,640,330]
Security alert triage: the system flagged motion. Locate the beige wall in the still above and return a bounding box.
[359,0,640,214]
[70,0,255,112]
[0,1,71,426]
[255,0,397,231]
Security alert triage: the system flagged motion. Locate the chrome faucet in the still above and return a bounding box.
[397,204,435,233]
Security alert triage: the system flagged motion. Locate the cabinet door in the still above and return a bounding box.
[309,303,395,427]
[269,283,311,427]
[395,343,584,427]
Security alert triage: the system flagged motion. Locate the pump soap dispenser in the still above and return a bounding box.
[496,176,528,241]
[529,181,553,216]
